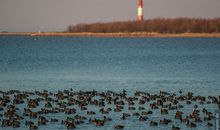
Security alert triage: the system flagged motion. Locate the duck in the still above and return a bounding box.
[12,120,20,128]
[51,118,59,122]
[100,108,109,114]
[186,120,197,128]
[114,105,122,112]
[150,121,158,126]
[5,105,15,118]
[138,99,146,105]
[186,100,191,104]
[74,115,87,120]
[194,116,202,123]
[160,108,168,115]
[204,115,212,121]
[27,99,39,108]
[29,124,38,130]
[2,119,11,127]
[206,122,213,127]
[172,125,180,130]
[175,110,183,119]
[121,113,130,120]
[139,116,148,121]
[138,107,145,110]
[180,116,188,123]
[107,108,112,112]
[128,106,136,110]
[87,111,96,115]
[114,125,124,129]
[160,118,172,125]
[25,120,34,126]
[80,106,87,110]
[141,111,153,115]
[30,111,38,118]
[95,120,105,126]
[45,101,52,108]
[150,103,159,109]
[104,116,112,122]
[65,108,76,115]
[66,122,76,129]
[38,116,48,125]
[133,112,140,116]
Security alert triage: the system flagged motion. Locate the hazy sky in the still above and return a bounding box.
[0,0,220,32]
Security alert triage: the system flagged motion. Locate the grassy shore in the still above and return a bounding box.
[1,32,220,37]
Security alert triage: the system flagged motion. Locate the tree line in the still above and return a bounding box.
[67,18,220,33]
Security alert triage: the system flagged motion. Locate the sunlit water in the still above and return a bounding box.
[0,36,220,130]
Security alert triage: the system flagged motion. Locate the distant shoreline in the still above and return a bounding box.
[1,32,220,38]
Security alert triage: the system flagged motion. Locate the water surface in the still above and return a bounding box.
[0,36,219,95]
[0,36,220,130]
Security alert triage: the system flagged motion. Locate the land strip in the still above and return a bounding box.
[1,32,220,38]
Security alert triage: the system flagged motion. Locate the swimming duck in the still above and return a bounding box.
[114,125,124,129]
[160,118,172,125]
[172,125,180,130]
[29,124,38,130]
[139,116,148,121]
[87,111,96,115]
[160,108,168,115]
[150,121,158,126]
[206,122,213,127]
[186,120,197,128]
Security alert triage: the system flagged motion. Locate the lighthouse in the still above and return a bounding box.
[137,0,143,21]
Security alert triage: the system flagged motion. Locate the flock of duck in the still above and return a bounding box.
[0,89,219,130]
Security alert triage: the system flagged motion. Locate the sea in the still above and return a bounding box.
[0,36,220,130]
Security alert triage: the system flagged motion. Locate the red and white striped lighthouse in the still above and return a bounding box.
[137,0,143,21]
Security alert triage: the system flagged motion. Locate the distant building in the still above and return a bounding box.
[137,0,143,21]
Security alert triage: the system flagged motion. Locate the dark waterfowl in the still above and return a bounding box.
[160,108,168,115]
[51,118,59,122]
[132,112,140,116]
[175,110,183,119]
[100,108,109,114]
[160,118,172,125]
[114,105,122,112]
[139,116,148,121]
[0,89,219,130]
[186,120,197,128]
[128,106,136,110]
[121,113,130,120]
[206,122,213,127]
[45,101,52,108]
[114,125,124,129]
[95,120,105,126]
[2,119,11,127]
[66,122,76,129]
[150,121,158,126]
[12,120,20,128]
[172,125,180,130]
[87,111,95,115]
[29,124,38,130]
[38,116,48,125]
[141,111,153,115]
[138,106,145,110]
[30,111,38,118]
[104,116,112,122]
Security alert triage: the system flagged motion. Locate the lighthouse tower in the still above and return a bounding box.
[137,0,143,21]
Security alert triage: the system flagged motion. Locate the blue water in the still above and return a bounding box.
[0,36,220,130]
[0,36,220,95]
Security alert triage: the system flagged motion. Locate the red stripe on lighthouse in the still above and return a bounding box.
[138,0,143,21]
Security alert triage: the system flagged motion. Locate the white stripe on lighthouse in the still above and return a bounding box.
[138,7,143,16]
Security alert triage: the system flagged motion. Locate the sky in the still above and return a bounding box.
[0,0,220,32]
